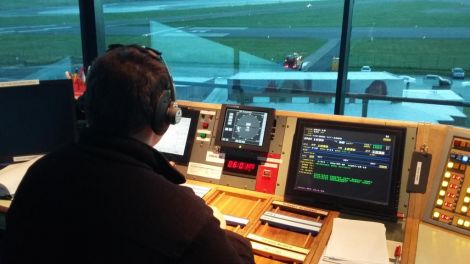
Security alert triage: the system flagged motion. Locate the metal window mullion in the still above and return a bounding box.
[334,0,355,115]
[78,0,106,72]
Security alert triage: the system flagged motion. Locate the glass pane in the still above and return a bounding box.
[346,0,470,127]
[0,1,83,82]
[102,0,344,114]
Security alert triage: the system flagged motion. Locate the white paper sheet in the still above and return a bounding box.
[322,218,389,264]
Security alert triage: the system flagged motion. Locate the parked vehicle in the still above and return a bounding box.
[451,67,465,79]
[360,65,372,72]
[424,74,452,89]
[398,75,416,88]
[284,53,303,70]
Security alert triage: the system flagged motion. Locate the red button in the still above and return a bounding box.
[202,122,209,129]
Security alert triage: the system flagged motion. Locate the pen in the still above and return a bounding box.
[394,245,401,264]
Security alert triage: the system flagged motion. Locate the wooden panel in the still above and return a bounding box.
[189,180,339,263]
[177,99,418,130]
[178,100,221,111]
[205,189,271,235]
[246,199,339,263]
[402,124,450,264]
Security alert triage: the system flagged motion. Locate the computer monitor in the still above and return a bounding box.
[0,80,77,165]
[154,107,199,165]
[285,119,406,221]
[215,104,274,153]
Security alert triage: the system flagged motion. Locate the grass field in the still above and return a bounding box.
[162,1,470,28]
[205,37,326,63]
[1,0,72,9]
[349,39,470,74]
[0,34,82,66]
[1,0,470,73]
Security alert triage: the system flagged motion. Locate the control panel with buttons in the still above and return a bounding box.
[426,137,470,235]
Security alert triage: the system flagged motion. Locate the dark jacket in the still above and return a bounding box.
[6,131,254,263]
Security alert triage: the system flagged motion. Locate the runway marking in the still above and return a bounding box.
[43,26,71,30]
[162,33,228,37]
[106,23,130,28]
[142,27,185,37]
[189,27,247,30]
[0,24,59,31]
[16,26,71,33]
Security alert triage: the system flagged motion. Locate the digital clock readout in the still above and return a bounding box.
[224,159,258,177]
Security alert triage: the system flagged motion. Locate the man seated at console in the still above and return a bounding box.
[6,44,255,263]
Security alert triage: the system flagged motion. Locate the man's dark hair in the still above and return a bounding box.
[85,45,172,136]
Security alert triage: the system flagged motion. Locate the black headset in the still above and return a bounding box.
[107,44,182,135]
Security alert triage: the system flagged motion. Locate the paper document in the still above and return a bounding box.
[0,156,42,197]
[322,218,389,264]
[154,117,191,156]
[181,183,211,198]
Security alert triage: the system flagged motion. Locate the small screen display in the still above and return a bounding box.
[220,108,268,147]
[215,105,274,153]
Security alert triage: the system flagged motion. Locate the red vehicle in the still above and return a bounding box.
[283,53,303,70]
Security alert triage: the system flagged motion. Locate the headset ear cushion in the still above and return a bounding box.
[152,90,171,135]
[167,102,182,125]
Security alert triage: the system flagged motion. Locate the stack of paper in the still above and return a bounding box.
[181,183,211,198]
[322,218,389,264]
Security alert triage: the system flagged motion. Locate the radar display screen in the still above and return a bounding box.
[216,105,274,152]
[221,109,267,146]
[285,119,406,221]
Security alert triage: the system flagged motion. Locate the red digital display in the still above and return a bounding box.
[226,160,256,172]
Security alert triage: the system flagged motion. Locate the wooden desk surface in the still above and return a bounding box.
[7,181,450,264]
[415,222,470,264]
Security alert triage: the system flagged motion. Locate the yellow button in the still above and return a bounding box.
[461,206,468,213]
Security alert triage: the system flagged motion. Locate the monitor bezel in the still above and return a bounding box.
[0,79,77,166]
[215,104,274,153]
[157,107,199,165]
[285,118,406,221]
